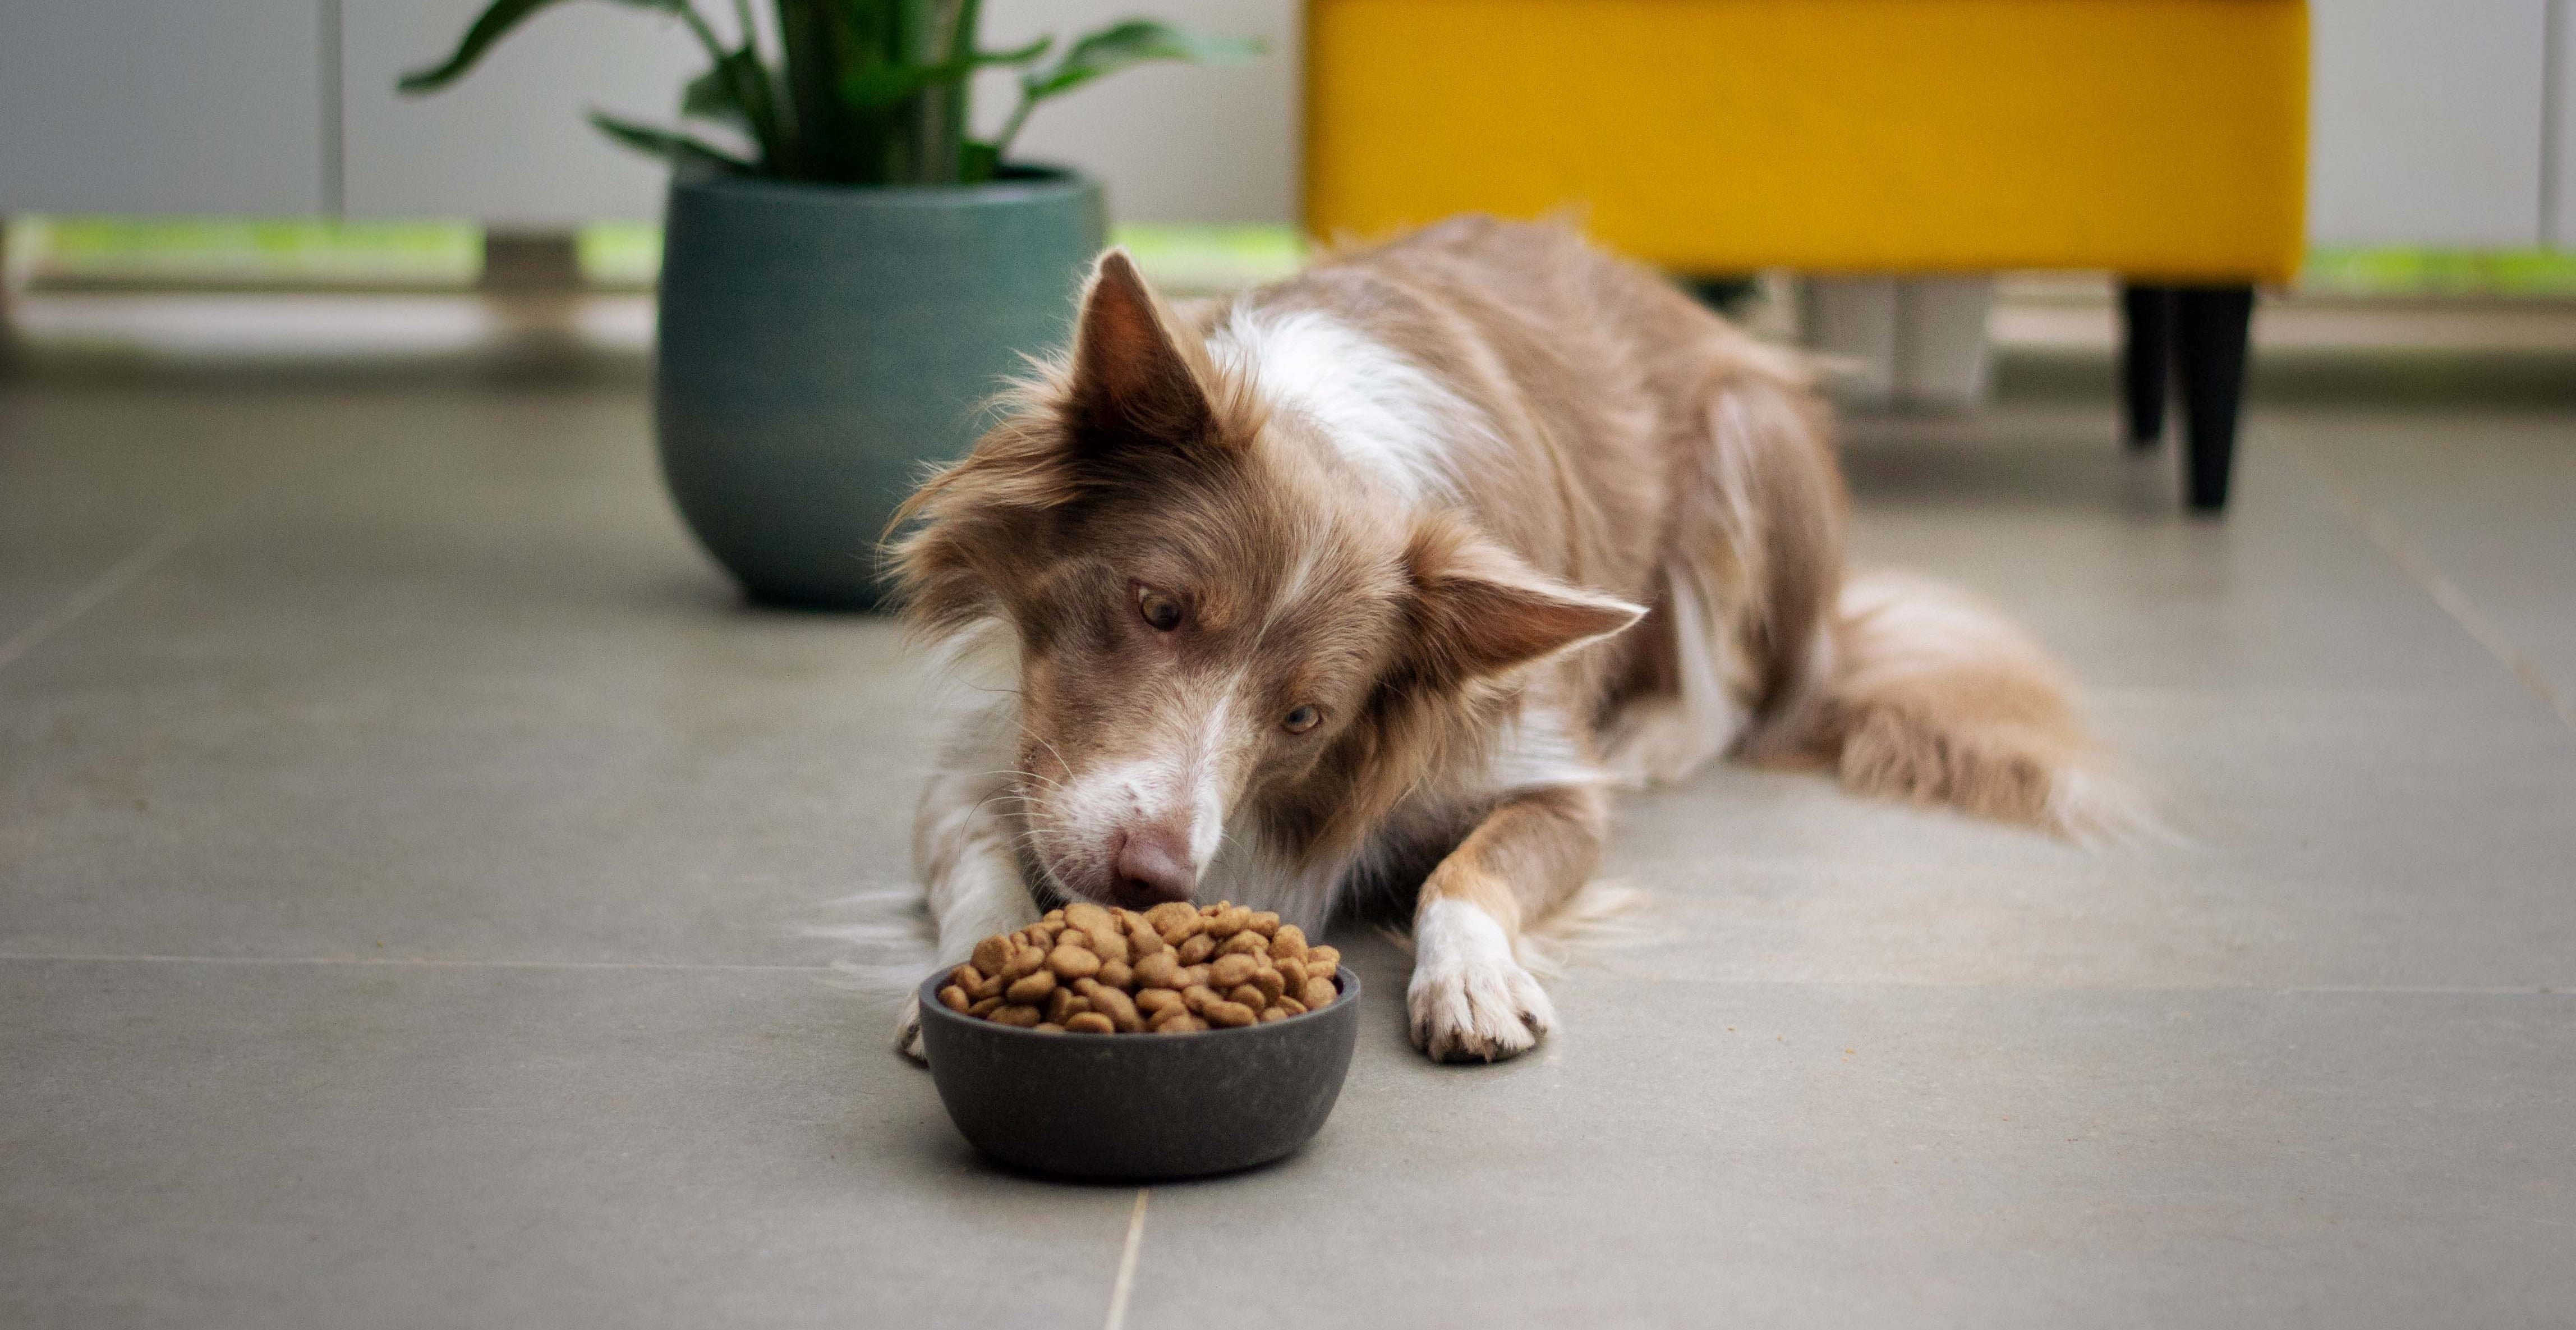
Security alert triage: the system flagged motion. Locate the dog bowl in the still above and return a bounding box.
[916,969,1361,1180]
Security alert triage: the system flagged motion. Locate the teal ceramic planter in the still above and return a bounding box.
[656,170,1105,608]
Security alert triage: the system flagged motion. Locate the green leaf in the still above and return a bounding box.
[836,39,1038,115]
[959,140,1000,184]
[399,0,684,93]
[978,35,1053,67]
[586,109,753,171]
[680,64,746,126]
[845,37,1049,115]
[681,48,774,129]
[1020,20,1261,104]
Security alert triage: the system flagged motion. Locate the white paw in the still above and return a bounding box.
[893,994,927,1065]
[1406,898,1557,1063]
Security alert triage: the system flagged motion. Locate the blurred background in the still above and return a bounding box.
[2,0,2571,380]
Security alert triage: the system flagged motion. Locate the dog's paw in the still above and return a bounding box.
[893,994,927,1065]
[1406,897,1556,1063]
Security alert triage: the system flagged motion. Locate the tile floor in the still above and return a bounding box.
[2,345,2572,1328]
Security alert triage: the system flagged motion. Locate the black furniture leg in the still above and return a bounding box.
[2119,283,2173,448]
[2173,285,2255,513]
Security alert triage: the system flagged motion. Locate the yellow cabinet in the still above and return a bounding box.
[1304,0,2309,282]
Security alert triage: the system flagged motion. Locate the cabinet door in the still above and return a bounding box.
[338,0,706,224]
[0,0,326,214]
[2310,0,2548,247]
[977,0,1300,224]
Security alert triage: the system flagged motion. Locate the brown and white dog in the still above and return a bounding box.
[890,217,2126,1062]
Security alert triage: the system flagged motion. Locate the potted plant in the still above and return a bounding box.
[402,0,1257,607]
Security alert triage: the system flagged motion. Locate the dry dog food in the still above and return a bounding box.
[936,901,1340,1034]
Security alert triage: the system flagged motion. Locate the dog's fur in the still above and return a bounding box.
[890,217,2127,1062]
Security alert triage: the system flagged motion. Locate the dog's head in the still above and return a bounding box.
[893,251,1639,910]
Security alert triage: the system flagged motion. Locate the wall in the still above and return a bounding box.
[2307,0,2555,246]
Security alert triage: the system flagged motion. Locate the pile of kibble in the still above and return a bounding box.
[936,900,1341,1034]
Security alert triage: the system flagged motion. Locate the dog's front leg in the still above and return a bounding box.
[1409,783,1606,1062]
[894,716,1045,1063]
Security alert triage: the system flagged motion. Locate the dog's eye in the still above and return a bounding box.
[1138,587,1183,632]
[1282,705,1321,734]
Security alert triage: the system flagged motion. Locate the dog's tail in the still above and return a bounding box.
[1777,570,2148,842]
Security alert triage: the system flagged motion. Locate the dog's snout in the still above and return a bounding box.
[1108,823,1196,908]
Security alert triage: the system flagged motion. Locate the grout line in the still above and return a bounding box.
[0,957,2556,996]
[2281,441,2576,734]
[0,953,2545,1000]
[1587,974,2566,996]
[0,952,2561,994]
[2545,0,2564,245]
[1103,1189,1149,1330]
[0,514,226,675]
[0,952,838,973]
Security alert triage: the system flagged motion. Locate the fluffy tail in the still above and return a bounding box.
[1799,570,2146,842]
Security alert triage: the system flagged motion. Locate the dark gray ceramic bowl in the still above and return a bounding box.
[916,969,1360,1181]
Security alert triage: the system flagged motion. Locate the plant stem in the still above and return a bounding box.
[942,0,981,176]
[776,0,861,183]
[990,88,1036,164]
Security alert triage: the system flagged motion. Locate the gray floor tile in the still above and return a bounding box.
[1,384,944,965]
[1841,407,2528,696]
[6,368,2574,1328]
[1133,953,2576,1330]
[0,385,314,645]
[1605,687,2576,990]
[0,957,1129,1330]
[2266,407,2576,717]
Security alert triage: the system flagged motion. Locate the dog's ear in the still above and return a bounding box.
[1066,248,1217,451]
[1403,517,1645,683]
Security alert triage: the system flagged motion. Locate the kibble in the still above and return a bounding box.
[1132,952,1183,989]
[1005,969,1057,1005]
[1202,998,1258,1027]
[1209,953,1259,989]
[1047,944,1101,981]
[939,904,1339,1035]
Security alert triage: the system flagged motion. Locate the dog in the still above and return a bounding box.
[889,217,2127,1063]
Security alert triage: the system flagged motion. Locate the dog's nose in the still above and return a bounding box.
[1109,823,1196,907]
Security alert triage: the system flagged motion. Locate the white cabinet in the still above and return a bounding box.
[2308,0,2551,246]
[340,0,1300,224]
[0,0,328,214]
[339,0,707,224]
[0,0,1295,224]
[978,0,1300,224]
